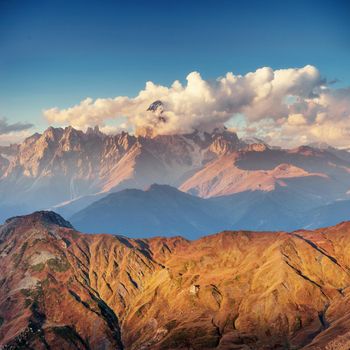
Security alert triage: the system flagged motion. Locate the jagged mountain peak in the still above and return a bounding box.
[86,125,103,135]
[42,125,64,139]
[147,100,164,112]
[24,125,241,150]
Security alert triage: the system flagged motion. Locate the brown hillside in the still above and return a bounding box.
[1,212,350,349]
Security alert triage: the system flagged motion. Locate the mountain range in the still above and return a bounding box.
[2,211,350,349]
[69,184,350,238]
[1,124,350,234]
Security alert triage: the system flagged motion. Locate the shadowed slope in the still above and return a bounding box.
[70,184,229,237]
[70,184,349,237]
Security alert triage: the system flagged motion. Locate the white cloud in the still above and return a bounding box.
[0,130,34,146]
[0,118,34,145]
[99,123,129,135]
[0,118,33,135]
[43,65,350,147]
[287,114,307,126]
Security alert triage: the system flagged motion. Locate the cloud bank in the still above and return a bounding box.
[0,118,34,146]
[43,65,350,147]
[0,118,33,135]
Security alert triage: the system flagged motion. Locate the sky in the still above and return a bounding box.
[1,0,350,146]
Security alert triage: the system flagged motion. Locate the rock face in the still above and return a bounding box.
[2,212,350,349]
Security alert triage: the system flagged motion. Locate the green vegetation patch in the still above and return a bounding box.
[41,278,50,288]
[24,299,32,308]
[31,263,45,272]
[20,287,44,304]
[21,288,41,309]
[30,238,47,247]
[47,257,70,272]
[21,288,34,297]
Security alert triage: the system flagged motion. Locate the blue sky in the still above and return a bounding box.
[0,0,350,142]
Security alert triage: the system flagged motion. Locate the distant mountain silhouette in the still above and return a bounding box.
[70,184,350,238]
[70,184,229,237]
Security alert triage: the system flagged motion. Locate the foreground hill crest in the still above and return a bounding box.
[2,211,350,349]
[4,211,74,229]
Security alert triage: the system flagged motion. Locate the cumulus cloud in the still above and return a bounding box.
[0,118,33,135]
[0,130,34,146]
[43,65,350,147]
[287,114,308,126]
[0,118,34,145]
